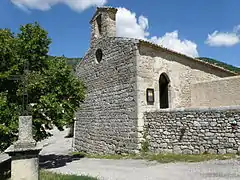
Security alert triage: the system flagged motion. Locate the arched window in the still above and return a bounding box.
[159,73,170,109]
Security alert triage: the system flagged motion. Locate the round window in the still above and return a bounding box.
[95,49,103,63]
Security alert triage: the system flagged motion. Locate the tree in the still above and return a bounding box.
[0,23,86,151]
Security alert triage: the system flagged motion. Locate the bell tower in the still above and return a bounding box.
[90,7,118,45]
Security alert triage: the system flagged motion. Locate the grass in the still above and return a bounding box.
[41,171,98,180]
[3,170,98,180]
[140,153,237,163]
[71,152,238,163]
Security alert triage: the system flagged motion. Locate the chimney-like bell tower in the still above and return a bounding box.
[90,7,118,46]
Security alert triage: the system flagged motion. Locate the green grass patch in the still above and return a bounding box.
[71,152,238,163]
[40,171,98,180]
[2,170,98,180]
[71,152,137,160]
[141,153,237,163]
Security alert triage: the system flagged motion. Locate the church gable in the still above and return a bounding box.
[135,41,234,111]
[138,40,237,77]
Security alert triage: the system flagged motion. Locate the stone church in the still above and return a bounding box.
[74,7,240,154]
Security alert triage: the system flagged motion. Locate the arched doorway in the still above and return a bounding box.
[159,73,170,109]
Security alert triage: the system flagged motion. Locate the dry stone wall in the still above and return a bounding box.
[74,37,139,154]
[144,106,240,154]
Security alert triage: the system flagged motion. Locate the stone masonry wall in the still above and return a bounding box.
[90,9,116,47]
[191,75,240,108]
[144,107,240,154]
[137,45,230,110]
[74,37,139,154]
[136,45,224,147]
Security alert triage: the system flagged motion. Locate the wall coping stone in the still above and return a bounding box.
[145,105,240,113]
[192,75,240,86]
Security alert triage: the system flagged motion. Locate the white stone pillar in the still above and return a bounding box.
[5,116,42,180]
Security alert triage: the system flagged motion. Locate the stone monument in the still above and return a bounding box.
[5,116,42,180]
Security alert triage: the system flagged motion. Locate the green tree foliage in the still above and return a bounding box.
[0,23,86,151]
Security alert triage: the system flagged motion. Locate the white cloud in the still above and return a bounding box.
[116,8,199,57]
[233,25,240,33]
[205,26,240,47]
[11,3,199,57]
[150,31,199,57]
[11,0,107,12]
[116,8,149,39]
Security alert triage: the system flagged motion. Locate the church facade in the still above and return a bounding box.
[74,7,240,154]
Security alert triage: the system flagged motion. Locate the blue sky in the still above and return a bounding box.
[0,0,239,66]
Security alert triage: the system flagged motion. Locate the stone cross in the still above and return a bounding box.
[5,116,42,180]
[8,60,30,116]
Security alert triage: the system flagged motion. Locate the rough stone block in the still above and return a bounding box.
[226,149,237,154]
[218,149,226,154]
[173,146,182,154]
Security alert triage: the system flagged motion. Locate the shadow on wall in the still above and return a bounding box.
[0,157,11,180]
[39,154,84,169]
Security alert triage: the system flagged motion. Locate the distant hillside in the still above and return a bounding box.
[197,57,240,74]
[48,56,82,71]
[65,57,82,70]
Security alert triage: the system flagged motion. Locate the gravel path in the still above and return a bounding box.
[47,159,240,180]
[40,128,240,180]
[39,127,73,156]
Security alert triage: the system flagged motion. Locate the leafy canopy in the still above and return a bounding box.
[0,22,86,151]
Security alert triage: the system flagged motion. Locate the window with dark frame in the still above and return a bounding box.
[146,88,154,105]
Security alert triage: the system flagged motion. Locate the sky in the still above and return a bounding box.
[0,0,239,67]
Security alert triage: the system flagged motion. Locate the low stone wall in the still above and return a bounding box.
[143,106,240,154]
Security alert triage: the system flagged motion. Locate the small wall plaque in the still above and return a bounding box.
[146,88,154,105]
